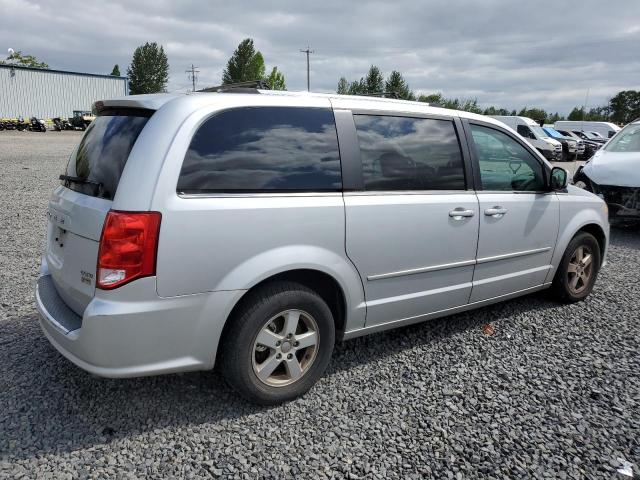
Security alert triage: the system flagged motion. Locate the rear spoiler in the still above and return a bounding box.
[93,102,154,117]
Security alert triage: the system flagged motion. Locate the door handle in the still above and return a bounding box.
[484,206,508,218]
[449,208,475,220]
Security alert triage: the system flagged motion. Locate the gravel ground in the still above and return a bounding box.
[0,131,638,479]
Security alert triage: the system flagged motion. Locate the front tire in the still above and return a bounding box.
[219,281,335,405]
[551,232,601,303]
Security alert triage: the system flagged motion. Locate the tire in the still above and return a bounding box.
[561,149,568,162]
[551,232,601,303]
[219,281,335,405]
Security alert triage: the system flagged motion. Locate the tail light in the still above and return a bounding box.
[97,211,161,289]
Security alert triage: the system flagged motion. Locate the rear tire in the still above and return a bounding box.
[219,281,335,405]
[550,232,601,303]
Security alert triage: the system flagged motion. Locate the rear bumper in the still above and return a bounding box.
[36,260,244,378]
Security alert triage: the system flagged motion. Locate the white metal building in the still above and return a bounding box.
[0,65,128,119]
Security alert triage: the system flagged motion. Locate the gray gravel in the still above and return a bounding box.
[1,131,639,479]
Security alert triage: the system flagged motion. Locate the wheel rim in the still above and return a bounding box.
[567,245,594,295]
[251,309,319,387]
[574,181,587,189]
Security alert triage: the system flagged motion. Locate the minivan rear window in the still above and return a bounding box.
[62,110,151,200]
[177,107,342,193]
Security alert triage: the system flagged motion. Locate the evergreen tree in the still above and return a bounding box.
[567,107,585,121]
[110,64,120,76]
[337,77,349,95]
[365,65,384,94]
[348,78,367,95]
[126,42,169,94]
[385,71,414,100]
[266,66,286,90]
[222,38,265,84]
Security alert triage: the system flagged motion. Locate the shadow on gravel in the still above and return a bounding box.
[0,291,562,462]
[609,224,640,250]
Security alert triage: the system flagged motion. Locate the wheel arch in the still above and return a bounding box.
[576,223,607,260]
[545,205,609,284]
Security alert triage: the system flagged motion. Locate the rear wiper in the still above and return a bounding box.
[59,174,102,188]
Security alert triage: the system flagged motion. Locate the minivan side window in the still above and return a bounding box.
[353,115,465,191]
[470,124,546,192]
[177,107,341,193]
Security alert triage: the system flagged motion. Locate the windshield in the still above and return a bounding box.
[63,112,151,199]
[529,125,549,138]
[604,123,640,152]
[589,131,604,138]
[581,131,600,140]
[543,127,563,138]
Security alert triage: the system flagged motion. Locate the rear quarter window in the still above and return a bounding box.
[63,111,151,200]
[177,106,342,193]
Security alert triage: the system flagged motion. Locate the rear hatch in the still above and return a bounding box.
[46,110,151,315]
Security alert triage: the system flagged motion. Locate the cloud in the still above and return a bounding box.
[0,0,638,113]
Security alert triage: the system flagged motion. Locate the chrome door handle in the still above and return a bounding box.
[484,206,508,218]
[449,208,475,219]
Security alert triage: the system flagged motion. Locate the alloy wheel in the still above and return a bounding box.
[251,309,319,387]
[567,245,594,295]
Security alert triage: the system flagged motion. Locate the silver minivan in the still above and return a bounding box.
[36,89,609,404]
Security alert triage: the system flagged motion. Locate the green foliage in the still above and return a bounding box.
[110,64,120,76]
[222,38,266,84]
[337,77,349,95]
[482,106,512,116]
[609,90,640,124]
[417,93,444,104]
[266,66,286,90]
[348,78,367,95]
[340,67,412,98]
[567,107,584,121]
[126,42,169,94]
[547,112,565,123]
[365,65,384,94]
[517,107,547,122]
[1,50,49,69]
[385,71,414,100]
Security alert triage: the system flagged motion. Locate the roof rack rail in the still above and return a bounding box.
[199,80,271,93]
[353,91,400,99]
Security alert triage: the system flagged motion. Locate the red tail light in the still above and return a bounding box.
[97,211,161,289]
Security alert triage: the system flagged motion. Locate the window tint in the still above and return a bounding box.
[63,113,150,200]
[517,125,532,138]
[177,107,341,193]
[353,115,465,191]
[470,124,546,191]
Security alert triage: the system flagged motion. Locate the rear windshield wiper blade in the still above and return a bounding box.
[59,174,102,188]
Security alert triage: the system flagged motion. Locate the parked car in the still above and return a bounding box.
[491,116,563,161]
[573,119,640,224]
[542,126,582,161]
[572,130,607,145]
[555,129,601,159]
[554,121,620,139]
[36,90,609,404]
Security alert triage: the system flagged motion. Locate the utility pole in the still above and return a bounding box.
[300,46,314,91]
[582,87,590,130]
[186,64,200,92]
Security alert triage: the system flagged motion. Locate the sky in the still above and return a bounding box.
[0,0,638,115]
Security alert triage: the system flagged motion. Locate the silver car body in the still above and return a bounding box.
[36,91,610,378]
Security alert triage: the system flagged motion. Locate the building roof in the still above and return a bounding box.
[0,63,127,80]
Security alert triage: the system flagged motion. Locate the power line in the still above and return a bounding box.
[300,46,314,91]
[185,64,200,92]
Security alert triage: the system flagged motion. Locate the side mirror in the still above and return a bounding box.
[550,167,568,190]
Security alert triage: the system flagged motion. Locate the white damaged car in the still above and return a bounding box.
[573,119,640,224]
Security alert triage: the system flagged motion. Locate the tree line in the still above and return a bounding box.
[338,65,640,126]
[3,45,639,125]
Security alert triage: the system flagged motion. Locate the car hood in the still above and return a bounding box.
[583,150,640,187]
